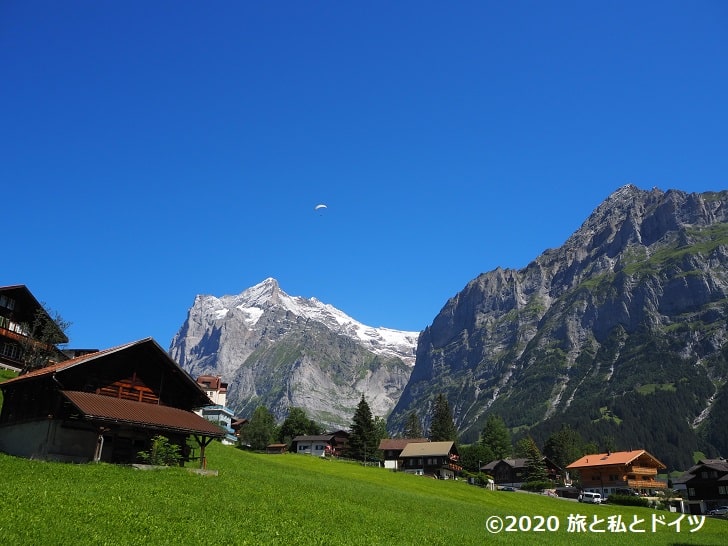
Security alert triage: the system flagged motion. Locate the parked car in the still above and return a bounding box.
[578,492,602,504]
[707,506,728,516]
[500,486,517,492]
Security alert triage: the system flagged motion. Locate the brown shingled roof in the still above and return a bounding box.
[62,391,224,437]
[400,441,456,458]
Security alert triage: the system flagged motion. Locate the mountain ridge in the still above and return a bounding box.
[388,185,728,469]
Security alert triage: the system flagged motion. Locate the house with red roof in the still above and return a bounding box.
[566,449,667,496]
[0,338,224,466]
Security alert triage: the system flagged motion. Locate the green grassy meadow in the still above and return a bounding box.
[1,442,725,545]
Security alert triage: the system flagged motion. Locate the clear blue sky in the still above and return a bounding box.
[2,1,726,350]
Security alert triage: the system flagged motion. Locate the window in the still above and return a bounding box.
[0,343,21,359]
[719,486,728,495]
[0,295,15,310]
[689,488,696,497]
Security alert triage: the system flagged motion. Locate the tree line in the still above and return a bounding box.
[240,391,603,488]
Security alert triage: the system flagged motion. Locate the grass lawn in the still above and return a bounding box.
[0,441,725,545]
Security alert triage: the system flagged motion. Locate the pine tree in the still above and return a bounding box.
[349,394,376,462]
[480,414,511,459]
[522,436,549,485]
[403,410,423,438]
[428,393,458,442]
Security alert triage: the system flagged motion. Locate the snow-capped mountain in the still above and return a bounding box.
[169,278,419,429]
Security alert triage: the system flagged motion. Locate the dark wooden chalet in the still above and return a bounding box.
[674,458,728,515]
[483,458,529,487]
[0,285,68,372]
[399,441,461,479]
[0,338,224,466]
[378,438,429,470]
[483,456,562,488]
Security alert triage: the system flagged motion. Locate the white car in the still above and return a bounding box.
[578,492,602,504]
[708,506,728,516]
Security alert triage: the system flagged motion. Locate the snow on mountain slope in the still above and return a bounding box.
[196,278,418,365]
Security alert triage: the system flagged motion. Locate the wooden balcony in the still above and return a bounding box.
[627,478,667,489]
[0,326,54,352]
[628,466,658,475]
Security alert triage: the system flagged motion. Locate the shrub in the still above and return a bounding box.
[607,493,650,507]
[137,435,182,466]
[522,480,553,492]
[460,470,494,487]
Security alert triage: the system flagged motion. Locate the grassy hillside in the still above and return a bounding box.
[0,442,725,545]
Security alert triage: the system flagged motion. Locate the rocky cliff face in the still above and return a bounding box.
[389,186,728,469]
[169,278,418,429]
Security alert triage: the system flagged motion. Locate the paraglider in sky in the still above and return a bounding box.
[314,204,327,211]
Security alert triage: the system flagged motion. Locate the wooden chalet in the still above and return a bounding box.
[673,458,728,515]
[378,438,429,470]
[399,441,461,479]
[566,449,667,496]
[0,285,68,372]
[0,338,224,466]
[483,458,528,487]
[482,457,562,488]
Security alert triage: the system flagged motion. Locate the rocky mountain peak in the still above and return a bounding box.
[170,279,419,429]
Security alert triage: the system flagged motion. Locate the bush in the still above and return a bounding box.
[522,480,553,492]
[460,470,494,487]
[607,494,650,507]
[137,435,182,466]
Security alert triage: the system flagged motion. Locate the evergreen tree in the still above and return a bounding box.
[522,436,549,485]
[278,407,322,446]
[349,394,377,462]
[428,393,458,442]
[543,424,587,470]
[514,436,533,458]
[240,406,277,451]
[480,414,511,459]
[403,410,423,438]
